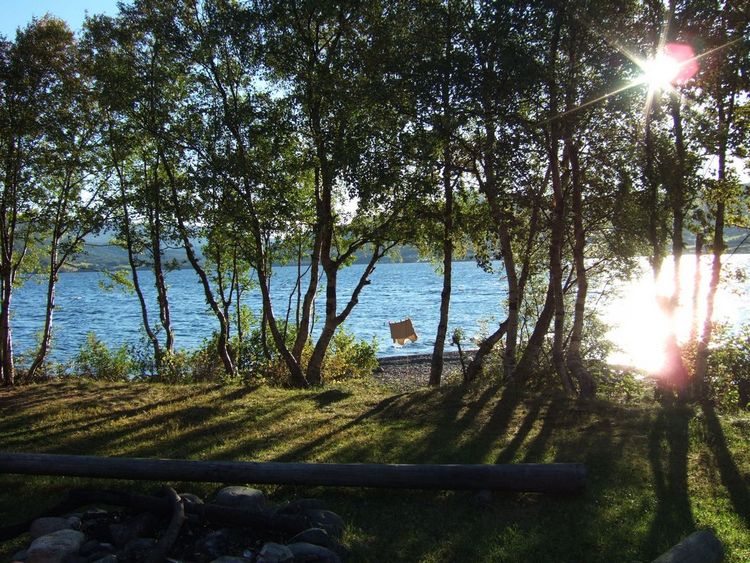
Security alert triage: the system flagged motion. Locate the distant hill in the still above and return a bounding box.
[57,226,749,272]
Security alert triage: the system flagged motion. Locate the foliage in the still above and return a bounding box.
[706,325,750,411]
[72,333,135,381]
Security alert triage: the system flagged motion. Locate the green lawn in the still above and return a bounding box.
[1,379,748,562]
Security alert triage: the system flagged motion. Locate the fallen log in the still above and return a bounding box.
[652,530,723,563]
[0,453,585,493]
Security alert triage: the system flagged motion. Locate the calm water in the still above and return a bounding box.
[11,261,505,363]
[10,256,750,369]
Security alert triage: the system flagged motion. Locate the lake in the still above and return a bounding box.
[10,256,750,371]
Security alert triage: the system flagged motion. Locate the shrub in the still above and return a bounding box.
[707,324,750,411]
[73,333,135,381]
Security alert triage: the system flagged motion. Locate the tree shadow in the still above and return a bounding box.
[700,400,750,528]
[642,404,695,558]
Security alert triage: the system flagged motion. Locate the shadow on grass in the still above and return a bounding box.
[641,404,695,558]
[701,400,750,529]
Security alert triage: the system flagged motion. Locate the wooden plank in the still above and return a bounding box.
[0,453,585,493]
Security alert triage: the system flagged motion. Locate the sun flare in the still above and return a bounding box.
[641,53,681,92]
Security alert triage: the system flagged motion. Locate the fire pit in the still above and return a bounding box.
[8,486,346,562]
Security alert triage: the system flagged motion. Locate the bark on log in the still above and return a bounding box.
[0,453,586,493]
[652,530,723,563]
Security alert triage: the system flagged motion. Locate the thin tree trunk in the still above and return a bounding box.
[689,234,703,344]
[430,157,453,387]
[565,137,596,398]
[545,15,574,395]
[27,247,59,379]
[514,283,555,384]
[0,268,14,386]
[161,152,236,378]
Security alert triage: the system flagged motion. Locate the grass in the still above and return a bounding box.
[0,378,749,562]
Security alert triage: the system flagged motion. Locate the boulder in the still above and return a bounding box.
[29,518,71,539]
[27,529,85,563]
[256,542,294,563]
[213,486,266,512]
[286,542,342,563]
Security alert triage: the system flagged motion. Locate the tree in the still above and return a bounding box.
[0,17,80,385]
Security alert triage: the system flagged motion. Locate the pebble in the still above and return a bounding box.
[27,529,85,563]
[213,486,266,511]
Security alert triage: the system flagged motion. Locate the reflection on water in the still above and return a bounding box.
[604,255,749,372]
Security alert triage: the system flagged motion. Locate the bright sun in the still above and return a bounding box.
[641,53,681,91]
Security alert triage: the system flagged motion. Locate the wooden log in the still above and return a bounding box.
[652,530,723,563]
[0,453,585,493]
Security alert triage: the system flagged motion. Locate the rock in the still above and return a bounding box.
[66,516,82,530]
[209,558,251,563]
[303,510,344,538]
[29,517,72,539]
[288,529,332,549]
[11,550,28,562]
[109,513,158,547]
[27,529,85,563]
[195,529,231,558]
[275,499,327,516]
[179,493,204,504]
[256,543,294,563]
[90,556,117,563]
[213,486,266,512]
[81,509,108,520]
[286,543,342,563]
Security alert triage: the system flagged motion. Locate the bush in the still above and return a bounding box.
[73,333,135,381]
[707,325,750,411]
[322,328,379,381]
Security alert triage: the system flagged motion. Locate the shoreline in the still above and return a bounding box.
[374,350,475,390]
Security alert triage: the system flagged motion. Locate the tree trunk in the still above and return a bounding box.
[545,14,574,396]
[565,138,596,398]
[464,320,508,382]
[514,283,555,384]
[27,246,59,380]
[430,158,453,387]
[689,234,703,344]
[0,267,14,386]
[161,152,236,378]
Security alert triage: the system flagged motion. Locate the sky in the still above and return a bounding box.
[0,1,120,38]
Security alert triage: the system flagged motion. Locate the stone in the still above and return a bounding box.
[27,529,85,563]
[11,550,28,562]
[256,543,294,563]
[303,510,344,538]
[179,493,204,504]
[90,556,118,563]
[81,509,108,520]
[274,499,327,516]
[209,558,251,563]
[66,516,82,530]
[286,542,342,563]
[288,529,332,548]
[213,486,266,511]
[29,517,72,539]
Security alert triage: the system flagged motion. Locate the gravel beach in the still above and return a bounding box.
[373,350,475,390]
